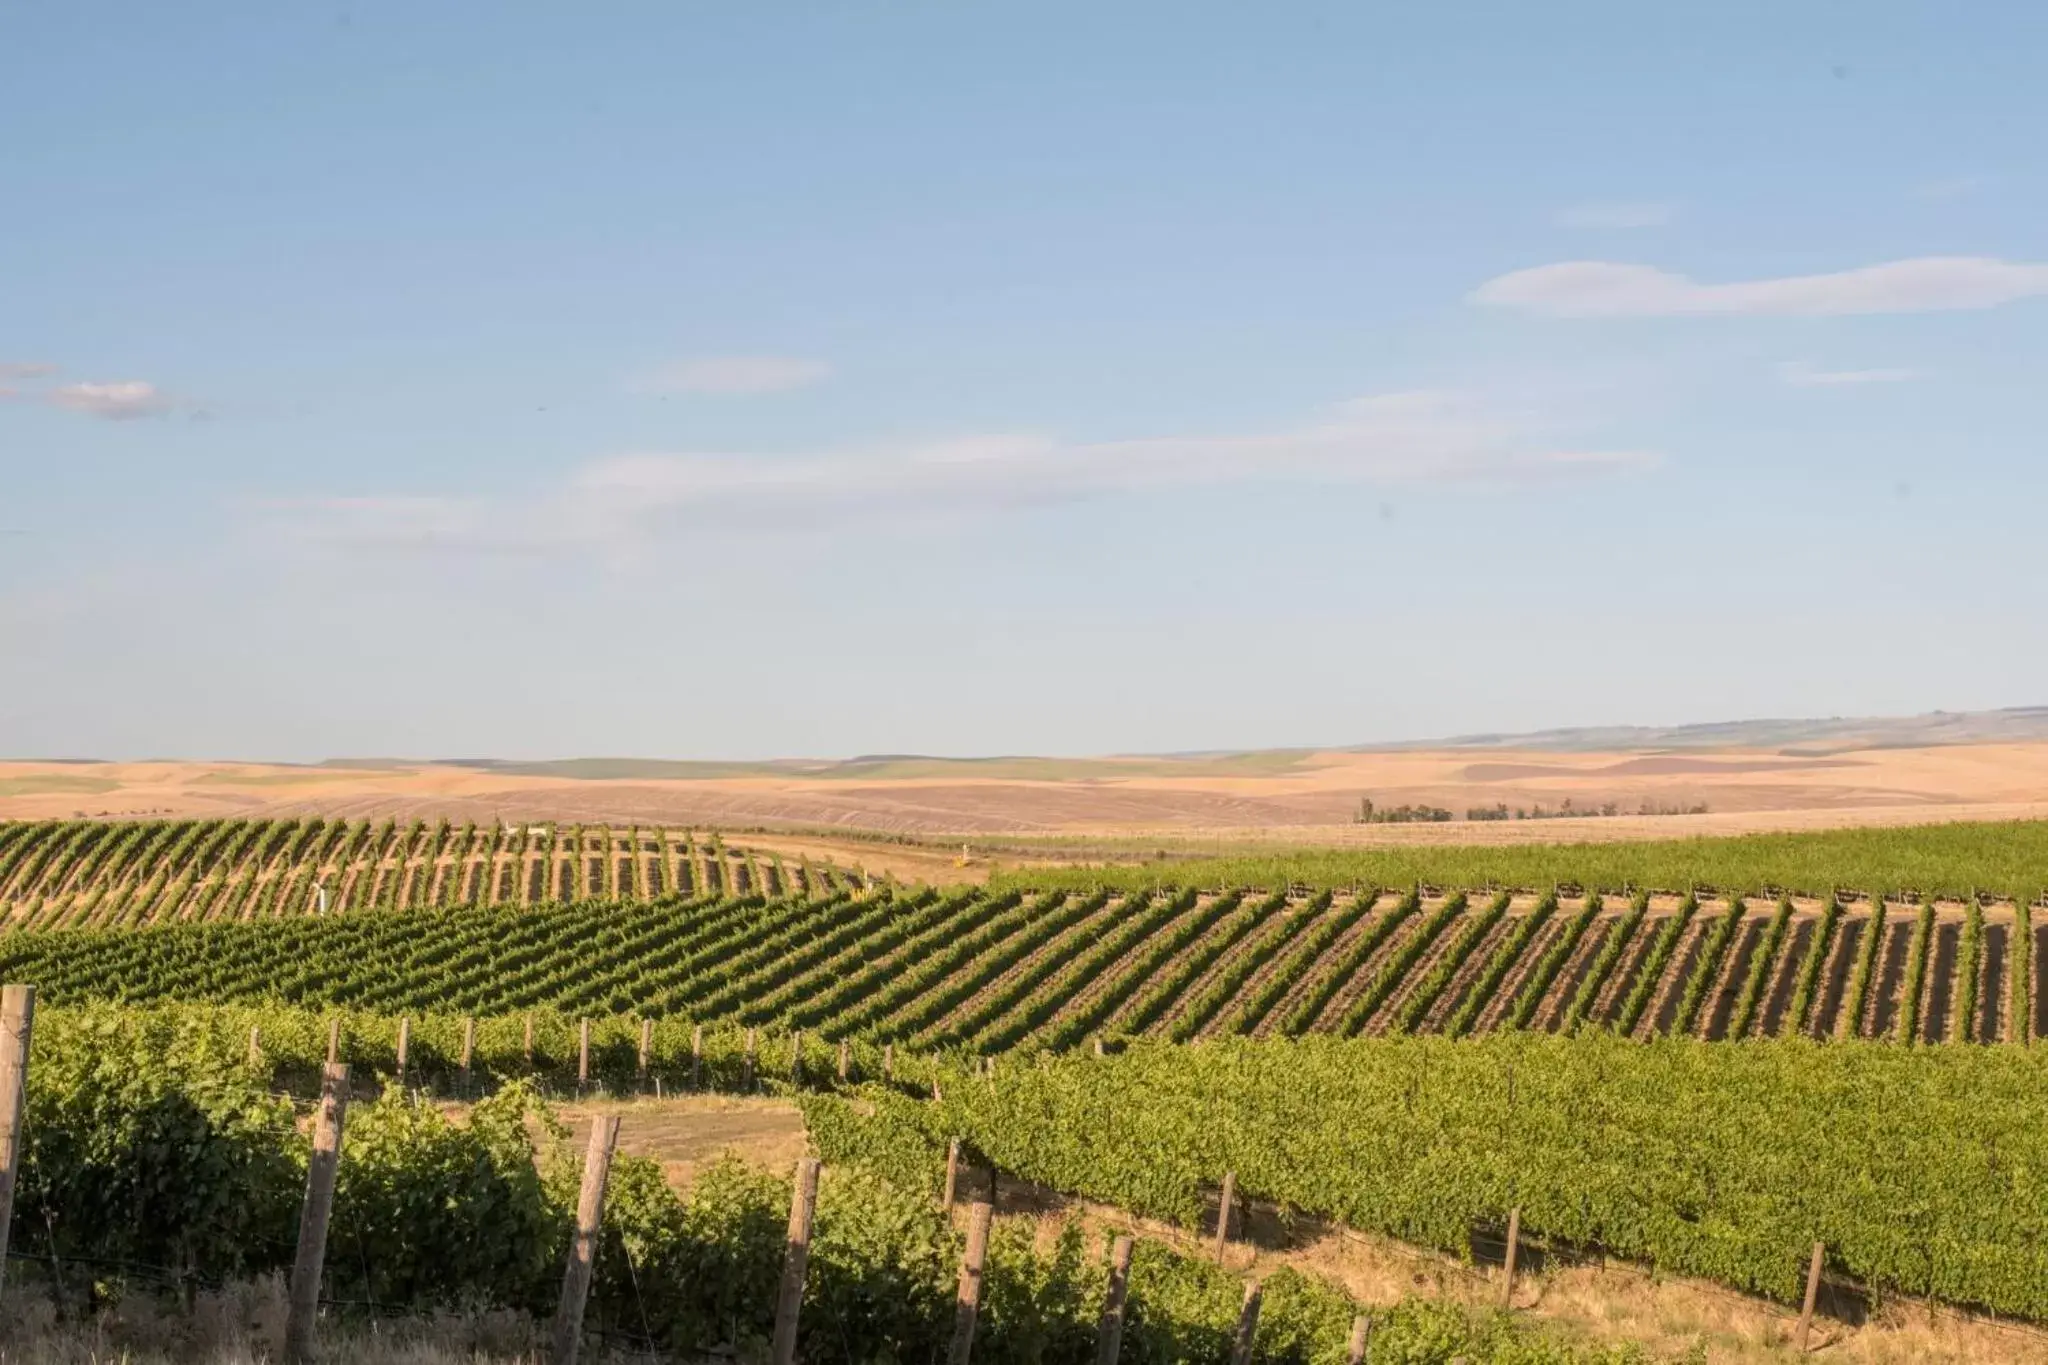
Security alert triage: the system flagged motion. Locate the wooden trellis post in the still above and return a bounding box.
[942,1137,962,1210]
[1214,1171,1237,1263]
[638,1019,652,1086]
[0,985,35,1298]
[247,1024,262,1069]
[771,1158,821,1365]
[743,1027,757,1091]
[837,1039,851,1082]
[283,1062,349,1364]
[1346,1314,1371,1364]
[395,1016,411,1089]
[1229,1282,1262,1365]
[1796,1241,1825,1352]
[691,1023,704,1091]
[1095,1234,1135,1365]
[325,1016,341,1065]
[1500,1207,1521,1308]
[550,1115,620,1365]
[947,1200,993,1365]
[460,1017,476,1093]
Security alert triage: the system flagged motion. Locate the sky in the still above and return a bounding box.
[4,2,2047,761]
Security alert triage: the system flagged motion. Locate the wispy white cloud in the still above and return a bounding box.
[1472,256,2048,318]
[1776,360,1919,388]
[266,390,1657,554]
[48,380,177,420]
[629,355,833,396]
[0,362,59,381]
[1554,202,1674,230]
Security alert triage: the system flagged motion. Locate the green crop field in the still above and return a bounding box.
[9,814,2048,1352]
[5,874,2037,1049]
[995,818,2048,901]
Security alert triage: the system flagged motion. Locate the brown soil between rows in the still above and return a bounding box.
[918,894,1117,1042]
[1100,895,1264,1035]
[1148,896,1299,1038]
[1235,893,1376,1040]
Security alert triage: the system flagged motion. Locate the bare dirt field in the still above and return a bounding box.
[7,741,2048,848]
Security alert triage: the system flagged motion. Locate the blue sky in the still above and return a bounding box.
[5,2,2046,760]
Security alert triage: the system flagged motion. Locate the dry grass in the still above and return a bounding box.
[0,1277,548,1363]
[549,1093,809,1190]
[958,1157,2048,1364]
[1279,1225,2048,1365]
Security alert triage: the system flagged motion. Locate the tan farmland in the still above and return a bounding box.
[6,740,2048,853]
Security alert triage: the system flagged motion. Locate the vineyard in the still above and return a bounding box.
[0,817,829,928]
[6,875,2045,1048]
[996,817,2048,902]
[811,1033,2048,1323]
[6,1006,1652,1365]
[9,814,2048,1355]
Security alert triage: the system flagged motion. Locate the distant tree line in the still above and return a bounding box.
[1354,796,1710,825]
[1352,798,1454,824]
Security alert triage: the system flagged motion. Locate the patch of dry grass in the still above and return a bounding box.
[0,1277,547,1363]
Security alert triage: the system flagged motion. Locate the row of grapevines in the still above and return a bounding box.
[1198,888,1343,1038]
[1612,892,1698,1036]
[0,818,815,928]
[1337,891,1465,1036]
[1116,890,1284,1038]
[1280,888,1416,1035]
[1395,890,1511,1034]
[890,1032,2048,1321]
[1448,890,1557,1038]
[1724,897,1792,1039]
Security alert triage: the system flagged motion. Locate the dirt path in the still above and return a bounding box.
[1864,913,1915,1039]
[1699,908,1764,1040]
[1585,911,1660,1027]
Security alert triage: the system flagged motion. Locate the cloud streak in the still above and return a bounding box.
[1472,256,2048,318]
[1776,360,1918,388]
[0,362,60,381]
[48,381,178,420]
[629,355,833,395]
[269,390,1657,554]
